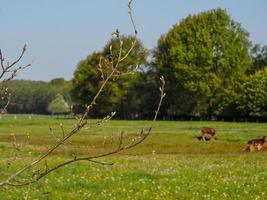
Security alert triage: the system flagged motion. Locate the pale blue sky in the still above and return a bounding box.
[0,0,266,81]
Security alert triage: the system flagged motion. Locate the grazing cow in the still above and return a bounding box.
[243,136,266,152]
[201,127,216,141]
[260,142,267,151]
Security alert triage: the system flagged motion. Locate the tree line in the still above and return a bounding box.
[0,78,71,114]
[2,8,267,120]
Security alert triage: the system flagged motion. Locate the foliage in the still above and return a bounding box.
[118,71,159,119]
[71,52,106,114]
[7,80,52,114]
[153,8,252,119]
[250,44,267,73]
[5,79,72,114]
[72,35,148,118]
[102,35,148,71]
[47,94,70,115]
[236,68,267,118]
[49,78,73,102]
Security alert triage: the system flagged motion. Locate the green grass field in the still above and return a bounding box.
[0,115,267,199]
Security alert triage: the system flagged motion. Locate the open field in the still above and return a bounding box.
[0,115,267,199]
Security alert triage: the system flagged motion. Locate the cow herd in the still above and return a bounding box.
[198,127,267,152]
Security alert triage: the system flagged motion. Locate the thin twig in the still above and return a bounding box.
[0,0,166,187]
[4,75,165,187]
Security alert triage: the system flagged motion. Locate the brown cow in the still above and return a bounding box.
[260,141,267,151]
[201,127,216,141]
[243,136,266,152]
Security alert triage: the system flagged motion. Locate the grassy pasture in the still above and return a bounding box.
[0,115,267,199]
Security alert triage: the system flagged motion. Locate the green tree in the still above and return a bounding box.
[120,71,159,119]
[236,68,267,119]
[49,78,73,102]
[4,79,72,114]
[72,35,148,117]
[47,94,70,115]
[153,8,252,119]
[7,80,53,114]
[250,44,267,73]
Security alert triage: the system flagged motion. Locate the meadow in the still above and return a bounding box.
[0,115,267,199]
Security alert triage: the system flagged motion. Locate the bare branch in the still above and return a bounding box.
[2,75,166,187]
[0,44,31,116]
[0,0,166,187]
[0,44,31,81]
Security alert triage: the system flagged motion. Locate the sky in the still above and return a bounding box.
[0,0,266,81]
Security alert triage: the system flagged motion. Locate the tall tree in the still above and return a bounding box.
[72,35,148,118]
[236,68,267,119]
[153,8,252,119]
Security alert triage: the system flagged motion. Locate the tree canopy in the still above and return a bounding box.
[250,44,267,73]
[153,8,252,119]
[47,94,70,115]
[72,35,148,118]
[5,79,72,114]
[236,68,267,118]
